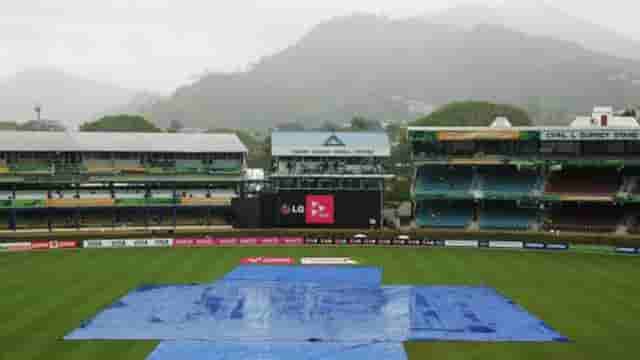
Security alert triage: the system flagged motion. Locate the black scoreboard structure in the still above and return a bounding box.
[233,131,391,229]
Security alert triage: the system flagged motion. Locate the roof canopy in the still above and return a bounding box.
[0,131,248,153]
[271,131,391,157]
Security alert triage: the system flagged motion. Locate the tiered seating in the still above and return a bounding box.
[416,201,473,228]
[479,167,540,195]
[175,160,204,173]
[10,161,52,175]
[479,204,536,230]
[114,159,144,173]
[209,160,242,174]
[415,166,473,194]
[545,169,620,197]
[83,159,116,174]
[0,160,9,175]
[545,205,622,233]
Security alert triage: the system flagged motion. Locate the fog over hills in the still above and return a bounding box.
[427,1,640,62]
[0,68,137,129]
[150,14,640,129]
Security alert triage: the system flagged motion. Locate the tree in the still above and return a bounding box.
[412,101,532,127]
[208,128,269,168]
[350,116,381,131]
[18,120,66,131]
[168,119,185,132]
[318,120,341,131]
[274,121,305,131]
[0,122,18,130]
[80,115,161,132]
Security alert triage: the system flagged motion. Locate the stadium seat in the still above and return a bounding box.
[478,167,540,195]
[415,166,473,194]
[479,205,536,230]
[545,169,620,197]
[416,201,473,228]
[545,204,622,233]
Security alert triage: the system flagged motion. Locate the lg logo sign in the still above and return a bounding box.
[280,203,305,216]
[280,195,335,225]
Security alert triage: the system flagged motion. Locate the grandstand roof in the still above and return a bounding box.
[271,131,390,157]
[0,131,248,153]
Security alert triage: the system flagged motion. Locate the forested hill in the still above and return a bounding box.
[150,14,640,129]
[412,102,532,127]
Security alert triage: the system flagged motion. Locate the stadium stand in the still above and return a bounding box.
[415,166,473,194]
[416,200,473,228]
[479,203,537,230]
[544,204,622,233]
[545,169,620,197]
[0,131,247,230]
[478,167,541,195]
[409,107,640,234]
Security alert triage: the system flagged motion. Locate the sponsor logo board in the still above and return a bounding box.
[58,240,77,249]
[84,240,103,248]
[524,242,546,249]
[241,257,295,265]
[217,238,238,245]
[444,240,479,248]
[31,241,50,250]
[174,238,195,247]
[546,243,569,250]
[489,241,523,249]
[615,247,638,254]
[305,195,335,225]
[1,242,32,252]
[300,257,358,265]
[260,237,279,245]
[238,237,259,245]
[280,237,304,245]
[320,238,334,245]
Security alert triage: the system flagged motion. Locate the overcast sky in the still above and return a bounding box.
[1,0,638,93]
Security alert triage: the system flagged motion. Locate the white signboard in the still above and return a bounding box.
[540,129,640,141]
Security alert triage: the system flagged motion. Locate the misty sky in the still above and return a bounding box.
[1,0,638,93]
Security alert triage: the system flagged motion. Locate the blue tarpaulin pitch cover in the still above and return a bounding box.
[146,341,408,360]
[222,265,382,287]
[64,265,567,359]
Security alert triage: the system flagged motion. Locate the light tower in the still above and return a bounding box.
[34,104,42,122]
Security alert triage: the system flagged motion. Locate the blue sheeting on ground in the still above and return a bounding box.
[64,265,566,360]
[409,286,567,342]
[222,265,382,287]
[65,283,564,342]
[65,281,411,342]
[146,341,408,360]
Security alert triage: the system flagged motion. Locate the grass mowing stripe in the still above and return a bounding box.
[1,249,183,359]
[2,247,639,360]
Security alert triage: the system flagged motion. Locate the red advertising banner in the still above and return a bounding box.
[240,257,295,265]
[31,241,50,250]
[173,238,196,247]
[280,237,304,245]
[240,257,263,264]
[8,243,32,252]
[259,237,279,245]
[217,238,238,245]
[238,237,259,245]
[58,241,78,249]
[194,238,217,247]
[305,195,335,225]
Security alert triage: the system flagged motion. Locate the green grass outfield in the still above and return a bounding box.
[1,247,639,360]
